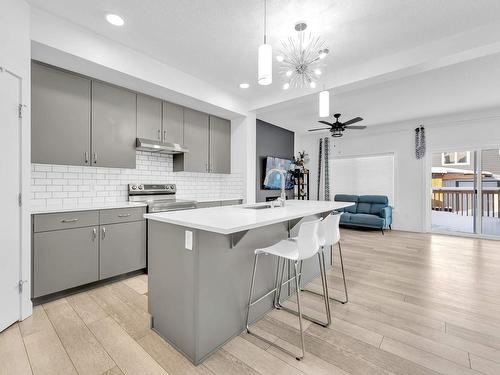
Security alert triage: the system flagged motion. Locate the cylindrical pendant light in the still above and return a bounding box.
[319,90,330,117]
[258,0,272,85]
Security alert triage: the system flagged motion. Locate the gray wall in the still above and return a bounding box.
[256,120,295,202]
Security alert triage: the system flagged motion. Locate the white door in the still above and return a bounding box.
[0,67,22,331]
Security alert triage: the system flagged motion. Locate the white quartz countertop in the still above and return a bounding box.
[144,200,354,235]
[31,202,147,214]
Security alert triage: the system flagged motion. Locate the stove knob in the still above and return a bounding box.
[131,185,137,190]
[138,185,144,190]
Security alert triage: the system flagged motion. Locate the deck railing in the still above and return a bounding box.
[432,187,500,217]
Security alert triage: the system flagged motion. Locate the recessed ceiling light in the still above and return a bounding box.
[106,14,125,26]
[276,55,284,62]
[239,83,250,89]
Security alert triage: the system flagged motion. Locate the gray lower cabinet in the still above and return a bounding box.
[162,101,184,145]
[33,226,99,298]
[137,94,162,141]
[174,108,209,173]
[92,81,137,168]
[209,116,231,174]
[32,208,146,299]
[99,221,146,279]
[31,62,91,166]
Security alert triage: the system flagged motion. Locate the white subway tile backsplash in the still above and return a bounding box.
[31,151,244,209]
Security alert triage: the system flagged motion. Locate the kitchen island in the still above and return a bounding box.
[144,200,353,364]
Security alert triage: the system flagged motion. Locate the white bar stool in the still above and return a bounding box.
[245,219,331,360]
[298,212,348,304]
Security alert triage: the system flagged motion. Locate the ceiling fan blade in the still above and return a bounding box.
[343,117,363,126]
[318,120,334,126]
[345,125,367,129]
[308,128,331,132]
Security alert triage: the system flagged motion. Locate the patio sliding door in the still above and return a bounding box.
[431,148,500,236]
[431,150,477,234]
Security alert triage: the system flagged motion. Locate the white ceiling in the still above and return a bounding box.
[258,52,500,134]
[27,0,500,108]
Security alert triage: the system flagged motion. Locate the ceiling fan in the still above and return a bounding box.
[308,113,366,137]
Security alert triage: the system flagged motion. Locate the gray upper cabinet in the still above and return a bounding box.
[92,81,137,168]
[209,116,231,174]
[137,94,162,141]
[162,101,184,145]
[31,62,91,166]
[174,108,209,173]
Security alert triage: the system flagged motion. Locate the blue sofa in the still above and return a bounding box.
[334,194,392,234]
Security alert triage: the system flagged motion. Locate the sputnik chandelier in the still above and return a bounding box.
[276,22,330,90]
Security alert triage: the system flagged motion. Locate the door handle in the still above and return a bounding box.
[92,227,97,241]
[61,218,78,223]
[101,227,106,240]
[93,153,97,164]
[157,129,161,140]
[117,213,131,218]
[85,152,89,164]
[163,130,167,141]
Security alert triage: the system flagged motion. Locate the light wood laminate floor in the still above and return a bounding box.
[2,229,500,375]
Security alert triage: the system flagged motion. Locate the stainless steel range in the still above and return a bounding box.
[128,184,196,213]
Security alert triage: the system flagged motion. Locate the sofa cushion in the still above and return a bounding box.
[356,202,371,214]
[359,195,388,205]
[334,194,358,214]
[370,203,386,215]
[339,212,352,224]
[350,214,385,227]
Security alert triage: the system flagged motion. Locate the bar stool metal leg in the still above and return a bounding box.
[303,242,349,304]
[293,260,305,360]
[246,254,306,360]
[335,242,349,304]
[276,252,331,327]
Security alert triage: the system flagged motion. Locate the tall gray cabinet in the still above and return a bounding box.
[31,62,92,166]
[174,108,209,172]
[162,101,184,145]
[209,116,231,174]
[92,82,137,168]
[137,94,162,141]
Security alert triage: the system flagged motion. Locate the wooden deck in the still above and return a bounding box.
[1,228,500,374]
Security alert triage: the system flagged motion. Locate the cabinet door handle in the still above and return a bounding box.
[61,218,78,223]
[93,153,97,164]
[101,227,106,240]
[163,130,167,141]
[84,152,89,164]
[92,227,97,241]
[157,129,161,140]
[117,213,131,218]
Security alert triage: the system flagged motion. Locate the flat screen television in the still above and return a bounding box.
[263,156,294,190]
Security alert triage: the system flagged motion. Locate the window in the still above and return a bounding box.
[330,154,395,206]
[441,151,470,166]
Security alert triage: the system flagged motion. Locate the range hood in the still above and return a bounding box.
[136,138,189,154]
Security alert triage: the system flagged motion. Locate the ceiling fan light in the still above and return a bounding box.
[310,81,316,88]
[283,82,290,90]
[276,55,284,62]
[314,68,322,76]
[258,43,273,85]
[285,70,293,77]
[319,90,330,117]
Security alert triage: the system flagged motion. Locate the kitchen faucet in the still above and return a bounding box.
[264,168,287,207]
